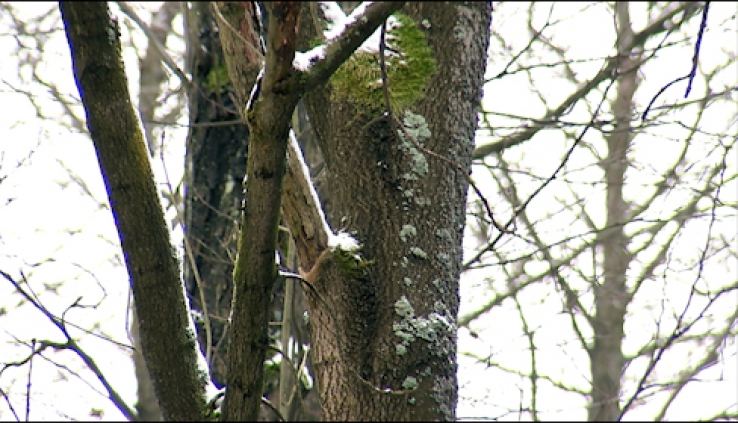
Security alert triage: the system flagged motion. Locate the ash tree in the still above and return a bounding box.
[60,1,491,420]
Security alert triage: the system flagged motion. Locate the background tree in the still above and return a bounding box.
[461,2,736,420]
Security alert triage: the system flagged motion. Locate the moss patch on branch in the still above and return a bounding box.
[329,13,436,115]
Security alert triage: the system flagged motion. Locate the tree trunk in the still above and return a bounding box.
[182,1,252,389]
[60,3,208,420]
[588,3,638,420]
[298,3,492,420]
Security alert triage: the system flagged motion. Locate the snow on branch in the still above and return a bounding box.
[284,131,361,269]
[293,2,403,72]
[288,130,332,241]
[298,1,405,91]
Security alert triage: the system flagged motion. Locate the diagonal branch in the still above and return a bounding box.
[302,2,405,91]
[473,1,700,159]
[1,270,137,421]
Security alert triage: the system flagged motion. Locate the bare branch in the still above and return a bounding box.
[473,2,700,159]
[115,1,191,87]
[0,270,138,421]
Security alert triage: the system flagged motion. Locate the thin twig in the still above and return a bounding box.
[25,339,34,422]
[115,2,191,87]
[0,270,138,421]
[466,76,619,266]
[684,2,710,97]
[0,387,20,421]
[643,3,710,120]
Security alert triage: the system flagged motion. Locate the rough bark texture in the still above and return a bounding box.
[221,3,303,420]
[213,1,461,420]
[60,3,207,421]
[132,3,181,420]
[588,3,638,420]
[298,3,492,420]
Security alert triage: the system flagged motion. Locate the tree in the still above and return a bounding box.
[460,2,736,420]
[1,2,734,422]
[57,1,491,420]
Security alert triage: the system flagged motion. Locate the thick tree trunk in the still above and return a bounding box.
[300,3,492,420]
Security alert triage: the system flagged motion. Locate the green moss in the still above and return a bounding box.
[203,62,231,93]
[332,247,374,279]
[329,13,436,115]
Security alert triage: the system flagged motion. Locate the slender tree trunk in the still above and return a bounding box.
[588,3,639,420]
[61,3,208,420]
[182,2,252,388]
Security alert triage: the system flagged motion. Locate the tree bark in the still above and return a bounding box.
[218,2,405,419]
[297,3,492,420]
[220,3,304,420]
[60,3,207,420]
[131,3,181,419]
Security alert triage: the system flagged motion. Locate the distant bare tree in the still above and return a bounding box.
[462,2,737,420]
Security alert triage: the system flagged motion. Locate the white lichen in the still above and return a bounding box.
[399,224,417,242]
[403,277,413,287]
[393,298,456,361]
[394,295,415,318]
[402,376,418,390]
[402,111,432,140]
[432,279,442,290]
[399,111,431,181]
[435,228,451,241]
[436,251,451,269]
[414,196,430,206]
[409,246,427,259]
